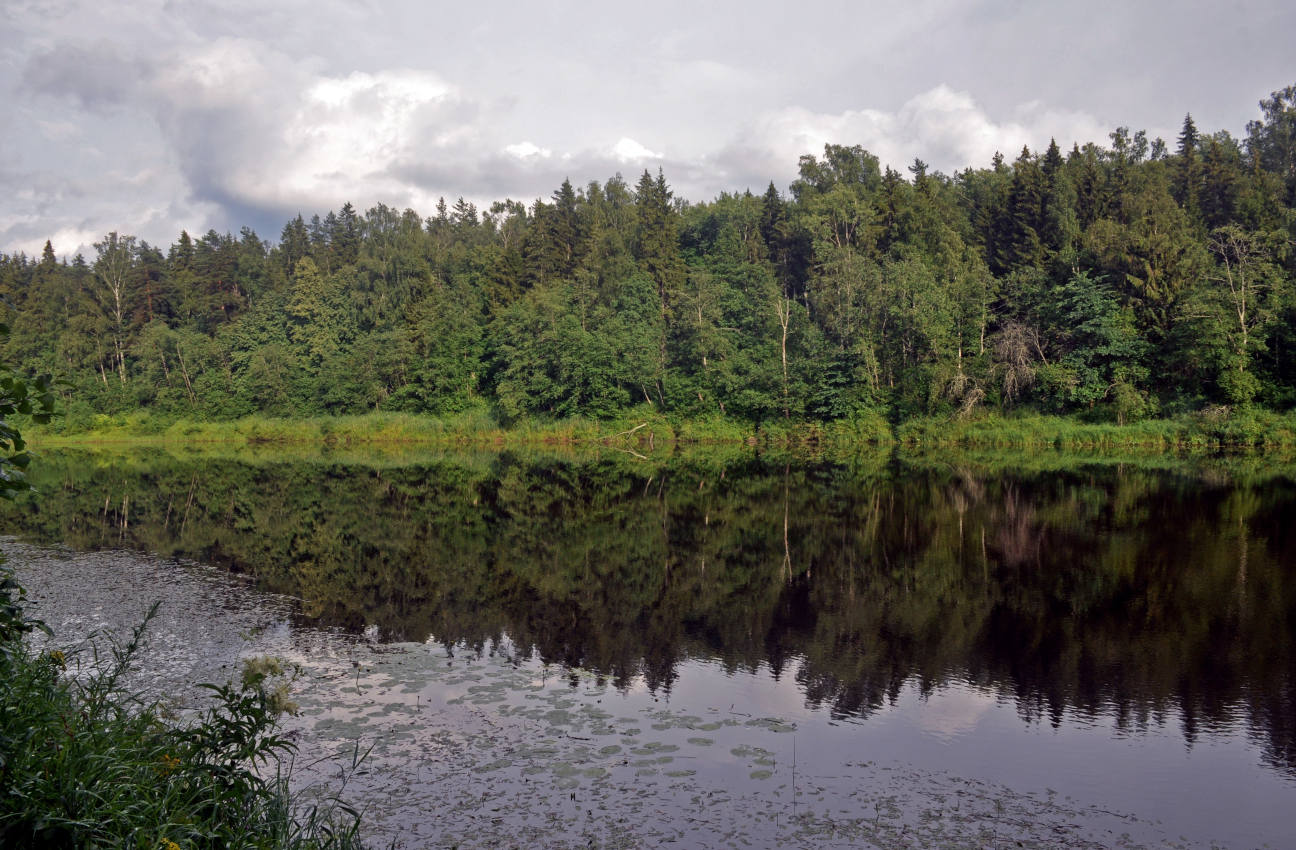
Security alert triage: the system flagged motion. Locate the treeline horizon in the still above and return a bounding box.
[3,84,1295,427]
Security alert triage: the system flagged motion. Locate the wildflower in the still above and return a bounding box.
[159,839,182,850]
[157,753,182,776]
[46,649,66,669]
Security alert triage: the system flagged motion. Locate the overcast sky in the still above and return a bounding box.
[3,0,1293,258]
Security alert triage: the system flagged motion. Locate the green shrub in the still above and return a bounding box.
[0,579,370,850]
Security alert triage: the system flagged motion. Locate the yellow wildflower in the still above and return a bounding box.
[47,649,66,669]
[160,839,182,850]
[157,753,182,776]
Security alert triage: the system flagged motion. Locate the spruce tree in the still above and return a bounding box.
[1174,114,1202,216]
[278,215,310,276]
[633,170,685,407]
[998,146,1045,271]
[333,202,360,266]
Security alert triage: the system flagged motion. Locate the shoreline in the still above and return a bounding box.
[27,408,1296,453]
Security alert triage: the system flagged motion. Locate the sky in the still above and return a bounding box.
[2,0,1293,258]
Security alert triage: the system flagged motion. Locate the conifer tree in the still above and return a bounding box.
[1174,114,1202,216]
[634,170,685,407]
[333,202,360,267]
[998,147,1045,271]
[548,179,581,275]
[1200,136,1242,229]
[279,215,310,276]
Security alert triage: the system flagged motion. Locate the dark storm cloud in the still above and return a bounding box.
[22,41,150,109]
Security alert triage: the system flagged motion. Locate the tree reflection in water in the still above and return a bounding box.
[4,447,1294,776]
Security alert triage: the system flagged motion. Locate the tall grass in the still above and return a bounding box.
[0,569,371,850]
[34,409,679,452]
[897,409,1296,450]
[28,406,1296,454]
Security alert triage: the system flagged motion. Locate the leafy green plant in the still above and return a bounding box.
[0,346,55,499]
[0,604,369,849]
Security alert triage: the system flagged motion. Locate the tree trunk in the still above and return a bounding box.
[776,296,791,418]
[176,347,197,406]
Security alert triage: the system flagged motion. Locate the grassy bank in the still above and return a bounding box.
[0,572,368,849]
[34,409,674,449]
[898,408,1296,450]
[27,407,1296,454]
[28,408,896,453]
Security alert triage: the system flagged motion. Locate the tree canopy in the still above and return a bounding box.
[5,85,1296,426]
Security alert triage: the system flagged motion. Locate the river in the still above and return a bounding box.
[4,446,1294,848]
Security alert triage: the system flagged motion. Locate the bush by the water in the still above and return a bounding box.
[0,571,368,849]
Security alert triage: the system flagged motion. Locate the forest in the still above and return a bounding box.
[3,85,1295,429]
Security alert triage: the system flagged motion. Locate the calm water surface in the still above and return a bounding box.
[4,447,1294,848]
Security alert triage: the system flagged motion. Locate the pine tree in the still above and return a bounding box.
[1174,114,1201,216]
[333,202,360,266]
[759,182,785,252]
[878,166,906,253]
[548,179,581,274]
[451,197,479,231]
[1040,140,1077,260]
[997,146,1045,270]
[278,215,310,276]
[1042,138,1064,180]
[522,199,560,286]
[634,170,685,407]
[169,231,195,272]
[1073,144,1103,228]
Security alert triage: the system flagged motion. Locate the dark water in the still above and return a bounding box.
[4,447,1295,847]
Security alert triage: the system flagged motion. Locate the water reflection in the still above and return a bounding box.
[911,686,999,742]
[4,447,1294,778]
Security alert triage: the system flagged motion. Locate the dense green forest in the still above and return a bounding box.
[4,86,1296,427]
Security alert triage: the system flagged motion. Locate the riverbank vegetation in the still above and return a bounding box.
[4,86,1296,437]
[31,405,1296,453]
[31,407,899,452]
[0,592,367,848]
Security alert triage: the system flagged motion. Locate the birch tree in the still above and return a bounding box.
[91,232,136,384]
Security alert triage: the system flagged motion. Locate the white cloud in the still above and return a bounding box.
[611,137,663,163]
[45,226,101,258]
[5,0,1291,251]
[275,70,462,200]
[912,684,998,742]
[725,85,1109,184]
[152,38,273,109]
[504,141,552,159]
[138,54,485,218]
